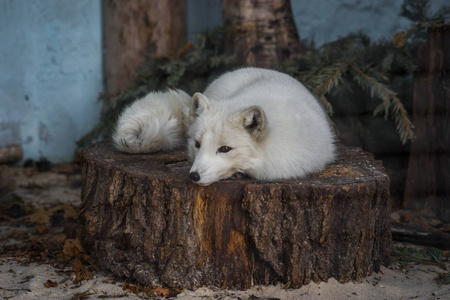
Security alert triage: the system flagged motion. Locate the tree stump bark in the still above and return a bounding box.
[79,142,390,290]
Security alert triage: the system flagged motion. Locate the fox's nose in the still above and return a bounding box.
[189,172,200,182]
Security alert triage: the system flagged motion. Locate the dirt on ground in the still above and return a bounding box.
[1,162,449,300]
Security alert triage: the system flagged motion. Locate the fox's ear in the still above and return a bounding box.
[190,93,210,120]
[240,106,266,140]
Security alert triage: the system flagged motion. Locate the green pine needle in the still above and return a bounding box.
[78,0,448,148]
[391,244,443,264]
[350,65,415,144]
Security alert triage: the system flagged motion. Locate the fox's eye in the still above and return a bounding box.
[195,141,201,149]
[218,146,232,153]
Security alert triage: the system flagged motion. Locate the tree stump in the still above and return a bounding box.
[79,142,390,290]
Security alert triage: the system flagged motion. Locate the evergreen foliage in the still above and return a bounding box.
[78,0,448,148]
[277,33,418,145]
[77,29,236,147]
[391,244,443,265]
[394,0,450,48]
[276,0,448,145]
[437,271,450,285]
[391,244,444,271]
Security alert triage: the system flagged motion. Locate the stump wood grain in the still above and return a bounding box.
[79,142,391,289]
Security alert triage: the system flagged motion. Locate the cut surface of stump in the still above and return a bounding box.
[79,142,391,289]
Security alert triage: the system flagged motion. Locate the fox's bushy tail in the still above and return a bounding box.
[113,90,191,153]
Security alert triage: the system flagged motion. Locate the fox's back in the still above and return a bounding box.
[204,68,325,117]
[203,68,336,179]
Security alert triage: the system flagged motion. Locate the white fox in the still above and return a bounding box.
[113,68,336,186]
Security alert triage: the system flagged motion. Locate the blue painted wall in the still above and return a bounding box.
[186,0,222,42]
[291,0,410,46]
[290,0,447,46]
[186,0,447,45]
[0,0,446,163]
[0,0,103,163]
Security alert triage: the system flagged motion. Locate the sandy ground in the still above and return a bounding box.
[1,259,449,300]
[1,164,449,300]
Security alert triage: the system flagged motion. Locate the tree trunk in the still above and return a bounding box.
[79,142,390,290]
[222,0,301,67]
[103,0,186,95]
[404,24,450,222]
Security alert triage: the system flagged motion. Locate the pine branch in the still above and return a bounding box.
[300,57,361,115]
[77,28,236,147]
[400,0,431,22]
[350,65,415,144]
[312,63,346,95]
[305,60,354,96]
[395,0,449,48]
[80,14,433,148]
[318,94,333,115]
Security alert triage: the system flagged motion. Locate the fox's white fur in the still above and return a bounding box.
[113,68,336,185]
[113,89,191,153]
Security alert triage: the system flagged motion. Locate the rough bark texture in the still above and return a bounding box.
[404,24,450,222]
[222,0,301,67]
[103,0,186,95]
[79,142,390,290]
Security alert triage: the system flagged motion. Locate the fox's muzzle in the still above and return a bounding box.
[188,171,200,182]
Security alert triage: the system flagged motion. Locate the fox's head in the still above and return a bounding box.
[187,93,267,186]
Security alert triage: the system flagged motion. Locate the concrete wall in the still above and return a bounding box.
[0,0,103,163]
[186,0,447,45]
[291,0,410,46]
[186,0,222,42]
[290,0,447,46]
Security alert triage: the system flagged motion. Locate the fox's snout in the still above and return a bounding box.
[188,159,233,186]
[188,171,200,182]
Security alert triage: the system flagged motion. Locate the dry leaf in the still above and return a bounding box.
[151,286,171,297]
[48,203,78,219]
[53,233,67,245]
[63,239,84,257]
[29,207,50,224]
[72,257,83,272]
[73,269,94,284]
[122,283,140,293]
[44,279,58,288]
